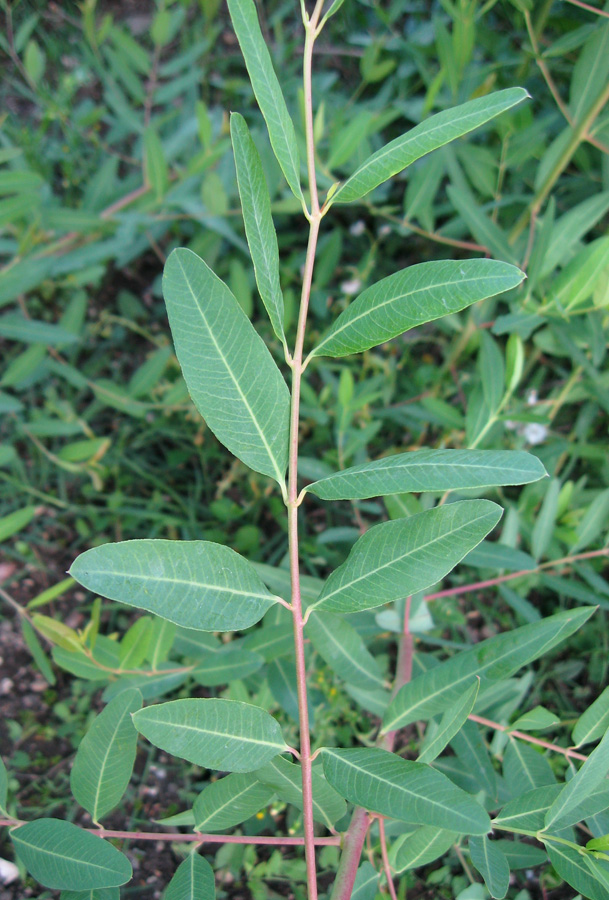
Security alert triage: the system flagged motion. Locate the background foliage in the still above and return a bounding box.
[0,0,609,897]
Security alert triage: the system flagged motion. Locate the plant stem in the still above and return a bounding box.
[0,819,341,845]
[330,597,414,899]
[287,4,325,897]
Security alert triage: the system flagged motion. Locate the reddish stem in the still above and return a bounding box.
[377,817,398,900]
[469,714,588,762]
[424,548,609,603]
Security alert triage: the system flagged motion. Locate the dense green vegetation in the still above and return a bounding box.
[1,0,609,898]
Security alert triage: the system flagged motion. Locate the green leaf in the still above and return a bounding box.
[510,706,560,733]
[306,449,546,500]
[143,127,169,200]
[70,539,279,632]
[352,861,379,900]
[133,698,287,772]
[0,505,36,542]
[306,611,385,691]
[163,852,215,900]
[0,313,80,345]
[469,835,510,899]
[163,248,290,484]
[383,608,593,732]
[418,680,479,764]
[242,624,293,661]
[329,88,528,205]
[570,20,609,125]
[503,739,555,792]
[479,333,505,415]
[254,755,347,829]
[70,689,142,823]
[544,726,609,830]
[230,113,285,343]
[573,686,609,747]
[21,617,56,684]
[308,500,502,615]
[321,747,490,834]
[531,478,561,561]
[309,259,524,360]
[0,755,8,814]
[492,785,563,832]
[451,721,497,799]
[226,0,303,201]
[494,839,547,870]
[10,819,132,890]
[193,772,274,831]
[546,843,609,900]
[192,645,264,686]
[572,489,609,554]
[391,826,458,873]
[447,185,517,264]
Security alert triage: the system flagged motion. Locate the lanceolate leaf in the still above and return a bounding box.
[306,449,546,500]
[544,726,609,830]
[70,540,280,632]
[10,819,132,890]
[226,0,303,202]
[492,785,563,832]
[193,773,274,832]
[383,608,593,733]
[192,645,264,686]
[321,747,490,834]
[573,686,609,747]
[328,88,528,205]
[132,699,287,772]
[254,755,347,829]
[418,680,479,764]
[70,688,142,823]
[163,248,290,484]
[545,843,609,900]
[469,835,510,899]
[308,500,502,615]
[306,611,385,691]
[230,113,285,342]
[392,826,458,873]
[163,853,215,900]
[308,259,524,359]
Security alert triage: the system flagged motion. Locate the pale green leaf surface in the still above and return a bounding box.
[192,645,264,686]
[546,843,609,900]
[469,835,510,899]
[383,608,592,732]
[70,689,142,823]
[226,0,302,201]
[451,721,497,798]
[351,861,379,900]
[554,784,609,830]
[193,772,274,831]
[544,726,609,830]
[573,686,609,747]
[418,680,479,764]
[391,826,458,873]
[70,539,279,632]
[242,623,293,661]
[306,611,385,690]
[163,248,289,483]
[492,785,562,832]
[0,313,80,345]
[309,500,502,615]
[309,259,524,359]
[503,739,555,793]
[321,747,491,834]
[11,819,131,890]
[133,699,287,772]
[330,88,527,204]
[254,755,347,829]
[230,113,285,342]
[510,706,560,733]
[306,449,545,500]
[163,852,215,900]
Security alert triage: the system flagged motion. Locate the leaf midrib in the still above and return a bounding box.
[176,252,285,486]
[314,271,516,356]
[314,508,493,608]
